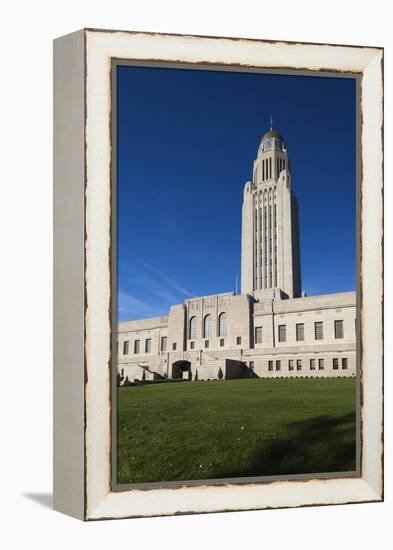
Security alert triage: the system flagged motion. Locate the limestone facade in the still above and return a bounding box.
[117,127,356,383]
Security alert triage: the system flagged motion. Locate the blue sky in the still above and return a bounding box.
[117,65,356,322]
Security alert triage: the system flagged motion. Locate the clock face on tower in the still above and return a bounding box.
[263,139,272,151]
[275,140,283,151]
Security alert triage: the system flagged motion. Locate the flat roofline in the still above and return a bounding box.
[185,291,235,301]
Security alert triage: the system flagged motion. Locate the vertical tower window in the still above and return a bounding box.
[269,157,272,179]
[203,314,212,338]
[218,312,228,337]
[189,316,197,340]
[334,320,344,339]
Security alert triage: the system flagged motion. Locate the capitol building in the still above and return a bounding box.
[117,126,356,383]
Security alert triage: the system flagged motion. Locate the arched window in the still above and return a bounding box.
[218,312,228,337]
[203,314,212,338]
[189,316,197,340]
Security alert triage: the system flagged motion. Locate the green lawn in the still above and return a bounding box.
[117,378,357,484]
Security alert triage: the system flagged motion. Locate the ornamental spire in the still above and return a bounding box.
[269,114,273,131]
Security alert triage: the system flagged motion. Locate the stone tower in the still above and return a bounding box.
[241,124,301,300]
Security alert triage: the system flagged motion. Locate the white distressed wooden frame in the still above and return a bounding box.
[53,29,383,521]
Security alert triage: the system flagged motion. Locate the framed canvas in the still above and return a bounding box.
[53,28,383,520]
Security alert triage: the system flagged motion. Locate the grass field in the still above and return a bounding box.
[117,378,357,484]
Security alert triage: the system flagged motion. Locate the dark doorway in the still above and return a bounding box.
[172,360,192,380]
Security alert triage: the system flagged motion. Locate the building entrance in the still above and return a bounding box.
[172,360,192,380]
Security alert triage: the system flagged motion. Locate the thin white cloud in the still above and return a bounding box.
[135,257,193,297]
[118,291,165,319]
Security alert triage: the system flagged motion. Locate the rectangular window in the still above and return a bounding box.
[310,358,316,370]
[333,358,339,370]
[236,336,242,345]
[145,338,151,353]
[268,360,273,371]
[205,340,209,348]
[342,358,348,370]
[318,358,324,370]
[123,340,129,355]
[220,338,224,347]
[297,359,302,371]
[134,340,140,354]
[160,336,167,352]
[255,326,263,344]
[190,341,195,349]
[288,359,294,371]
[314,321,324,340]
[335,320,344,339]
[278,324,286,342]
[172,342,177,351]
[276,360,281,371]
[249,361,254,370]
[296,323,304,341]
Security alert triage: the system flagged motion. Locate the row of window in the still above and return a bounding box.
[249,357,349,372]
[258,156,286,181]
[119,334,245,356]
[254,201,278,290]
[262,157,272,181]
[188,336,242,350]
[255,320,345,344]
[119,320,346,355]
[189,313,227,340]
[120,336,168,356]
[119,320,347,356]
